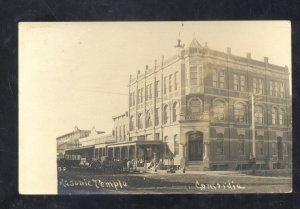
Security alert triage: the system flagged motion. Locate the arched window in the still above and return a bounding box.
[188,98,201,119]
[174,135,179,155]
[138,113,143,129]
[272,107,278,125]
[145,110,152,128]
[173,102,179,122]
[234,103,246,122]
[214,101,225,121]
[239,134,245,154]
[129,115,134,131]
[216,133,224,154]
[278,108,284,125]
[163,105,169,124]
[255,106,264,124]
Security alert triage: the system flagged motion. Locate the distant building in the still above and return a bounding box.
[56,126,103,158]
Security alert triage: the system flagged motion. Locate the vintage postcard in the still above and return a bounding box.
[19,21,292,194]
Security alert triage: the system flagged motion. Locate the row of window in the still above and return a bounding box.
[212,70,285,97]
[129,102,180,130]
[187,98,285,125]
[216,134,287,157]
[129,72,179,107]
[113,125,126,141]
[130,99,286,129]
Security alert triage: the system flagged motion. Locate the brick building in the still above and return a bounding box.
[56,126,103,158]
[58,38,291,171]
[125,38,291,170]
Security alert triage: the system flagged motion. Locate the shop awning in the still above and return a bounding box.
[106,140,163,148]
[94,143,108,149]
[65,145,94,152]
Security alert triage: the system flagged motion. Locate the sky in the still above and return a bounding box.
[21,21,291,137]
[19,21,291,194]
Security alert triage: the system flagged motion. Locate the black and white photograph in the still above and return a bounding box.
[19,21,292,194]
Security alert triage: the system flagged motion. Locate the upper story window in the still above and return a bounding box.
[255,106,264,124]
[163,105,169,124]
[233,74,245,92]
[169,74,173,92]
[234,103,246,122]
[272,107,278,125]
[145,110,152,128]
[145,85,148,101]
[149,83,152,100]
[155,80,160,98]
[173,102,179,122]
[155,107,160,126]
[278,108,284,125]
[213,70,225,88]
[280,83,285,98]
[270,81,285,97]
[138,113,143,129]
[129,116,134,131]
[190,66,198,85]
[271,107,285,125]
[253,78,263,95]
[188,98,201,117]
[275,82,279,97]
[174,72,178,90]
[213,101,225,121]
[137,89,140,104]
[129,93,132,107]
[145,84,152,101]
[140,87,144,103]
[132,92,135,106]
[270,81,274,96]
[164,76,167,94]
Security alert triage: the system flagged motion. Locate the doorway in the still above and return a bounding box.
[188,132,203,161]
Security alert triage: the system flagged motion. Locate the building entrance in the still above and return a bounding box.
[188,132,203,161]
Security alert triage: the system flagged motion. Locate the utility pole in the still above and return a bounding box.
[251,93,256,159]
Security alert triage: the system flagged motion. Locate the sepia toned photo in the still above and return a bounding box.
[19,21,292,194]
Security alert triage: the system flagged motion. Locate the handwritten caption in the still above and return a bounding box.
[59,178,128,191]
[195,180,246,191]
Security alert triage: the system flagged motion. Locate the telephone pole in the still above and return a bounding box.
[251,93,256,159]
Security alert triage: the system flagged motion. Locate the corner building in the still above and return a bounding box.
[127,38,291,170]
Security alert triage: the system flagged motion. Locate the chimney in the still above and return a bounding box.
[246,52,251,59]
[137,70,140,74]
[204,42,208,48]
[264,57,269,63]
[145,65,148,70]
[227,47,231,54]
